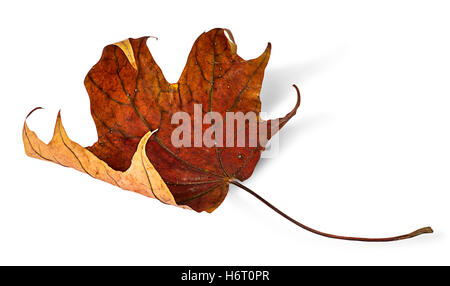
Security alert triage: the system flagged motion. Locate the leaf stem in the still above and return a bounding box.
[230,180,433,242]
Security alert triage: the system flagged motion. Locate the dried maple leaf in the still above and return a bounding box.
[23,28,432,241]
[23,28,292,212]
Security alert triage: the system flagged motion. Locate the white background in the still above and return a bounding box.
[1,0,449,265]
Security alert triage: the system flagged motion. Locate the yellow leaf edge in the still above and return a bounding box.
[113,39,137,70]
[22,108,191,210]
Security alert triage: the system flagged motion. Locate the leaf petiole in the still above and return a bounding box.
[230,180,433,242]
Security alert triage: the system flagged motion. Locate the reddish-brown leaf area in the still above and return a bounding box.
[84,28,300,212]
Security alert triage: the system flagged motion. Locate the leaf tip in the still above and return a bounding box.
[143,35,158,41]
[26,106,44,119]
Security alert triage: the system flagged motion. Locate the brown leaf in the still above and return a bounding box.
[23,28,300,212]
[22,28,433,242]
